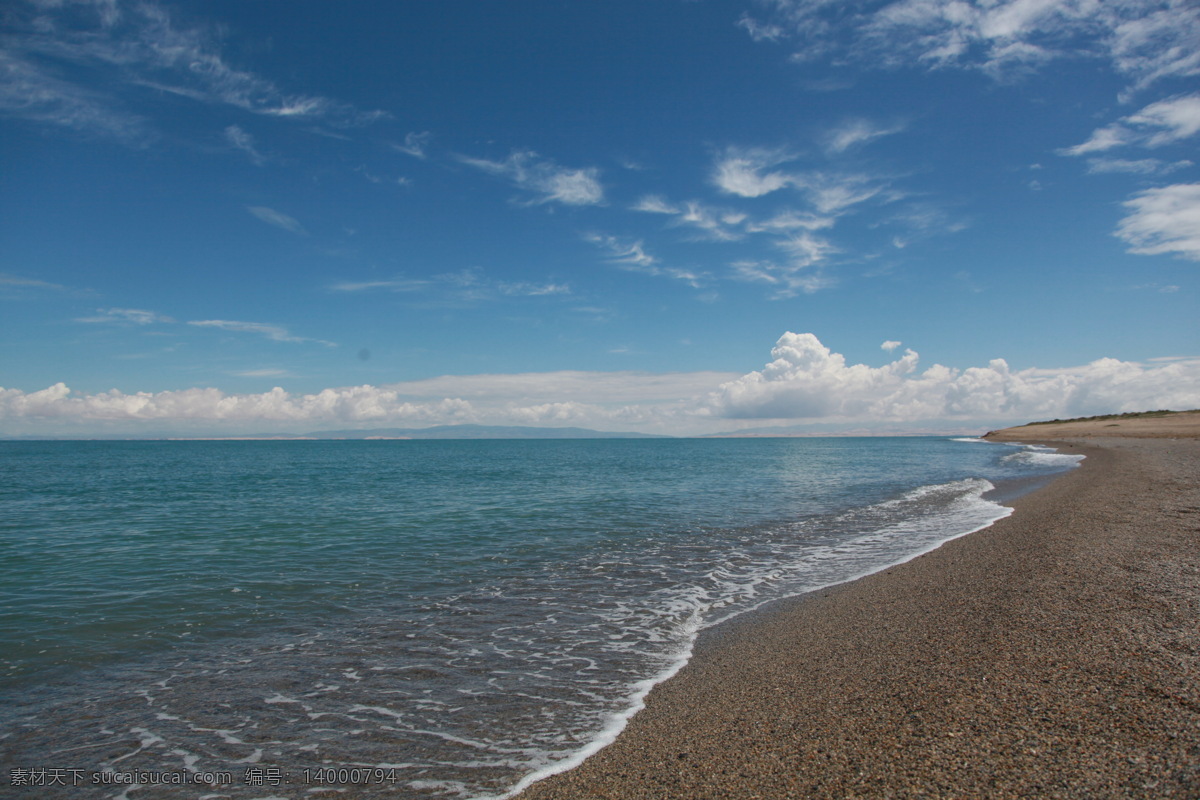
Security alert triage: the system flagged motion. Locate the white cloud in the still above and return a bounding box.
[881,340,902,351]
[586,234,709,287]
[246,205,307,235]
[459,150,604,206]
[76,307,173,325]
[0,49,149,141]
[797,171,892,215]
[730,252,835,298]
[632,195,681,215]
[331,270,570,302]
[712,146,796,197]
[1,0,385,139]
[744,0,1200,89]
[393,131,432,159]
[188,319,334,346]
[1063,93,1200,155]
[1085,157,1194,175]
[704,331,1200,422]
[233,368,292,378]
[744,210,837,234]
[824,118,906,153]
[331,278,431,293]
[709,147,894,214]
[0,370,737,435]
[224,124,264,165]
[4,334,1198,435]
[1115,183,1200,261]
[586,233,657,267]
[677,201,748,241]
[0,272,66,291]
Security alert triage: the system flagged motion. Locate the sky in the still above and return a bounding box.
[1,0,1198,437]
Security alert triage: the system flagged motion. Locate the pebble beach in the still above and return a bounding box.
[518,416,1200,799]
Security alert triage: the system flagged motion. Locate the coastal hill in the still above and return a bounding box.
[984,409,1200,441]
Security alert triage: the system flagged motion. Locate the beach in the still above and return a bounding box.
[518,417,1200,799]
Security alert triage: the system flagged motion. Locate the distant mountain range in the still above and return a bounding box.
[300,425,671,440]
[1,424,671,441]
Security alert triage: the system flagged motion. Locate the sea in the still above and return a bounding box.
[0,436,1082,799]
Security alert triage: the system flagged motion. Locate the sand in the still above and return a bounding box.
[518,420,1200,799]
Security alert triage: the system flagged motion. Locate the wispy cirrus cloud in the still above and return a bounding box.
[188,319,335,346]
[331,270,570,303]
[458,150,605,206]
[76,307,174,325]
[741,0,1200,90]
[331,278,432,293]
[629,149,940,296]
[0,47,149,142]
[0,272,67,291]
[585,234,710,288]
[710,147,895,215]
[392,131,433,159]
[1115,183,1200,261]
[823,118,906,154]
[711,146,797,198]
[0,0,386,142]
[731,256,835,298]
[224,124,265,165]
[1061,93,1200,156]
[1085,157,1194,176]
[246,206,307,236]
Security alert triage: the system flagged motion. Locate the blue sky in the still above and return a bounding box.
[2,0,1198,436]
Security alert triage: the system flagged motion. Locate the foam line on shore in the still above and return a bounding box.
[516,436,1200,799]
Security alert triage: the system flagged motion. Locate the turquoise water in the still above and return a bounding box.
[0,438,1080,798]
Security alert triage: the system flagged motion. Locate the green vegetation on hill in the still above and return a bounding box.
[1025,409,1189,426]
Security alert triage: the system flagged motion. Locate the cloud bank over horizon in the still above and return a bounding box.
[3,333,1197,437]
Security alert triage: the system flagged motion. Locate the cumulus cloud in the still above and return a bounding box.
[246,205,307,235]
[0,383,472,428]
[0,370,737,435]
[704,332,1200,423]
[458,150,604,206]
[882,340,902,351]
[1115,183,1200,261]
[4,334,1198,435]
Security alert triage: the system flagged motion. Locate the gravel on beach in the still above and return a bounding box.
[518,436,1200,799]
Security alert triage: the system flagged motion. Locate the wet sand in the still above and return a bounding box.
[519,423,1200,798]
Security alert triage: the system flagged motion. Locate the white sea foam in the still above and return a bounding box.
[487,477,1013,800]
[1002,445,1085,469]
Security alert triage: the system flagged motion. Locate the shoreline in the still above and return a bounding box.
[516,432,1200,798]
